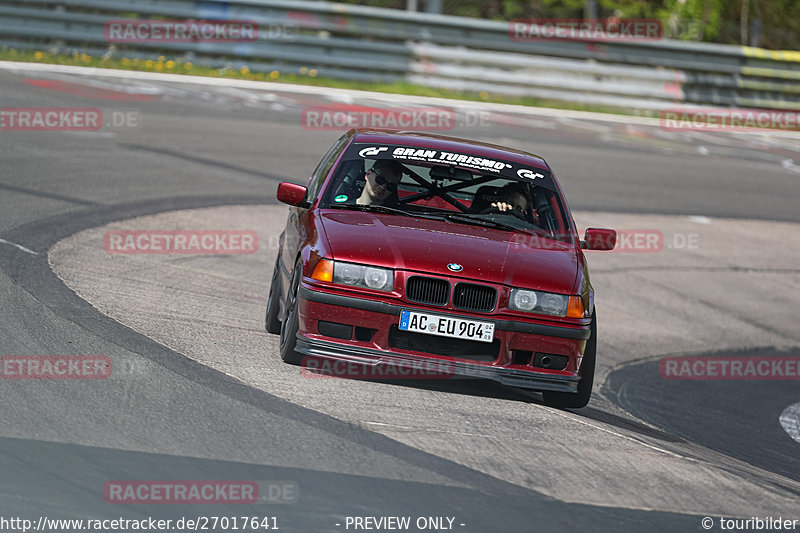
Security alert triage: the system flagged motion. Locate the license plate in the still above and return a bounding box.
[399,310,495,343]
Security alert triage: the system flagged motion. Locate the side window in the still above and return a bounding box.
[306,135,349,202]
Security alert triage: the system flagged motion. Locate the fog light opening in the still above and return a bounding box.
[354,326,375,342]
[533,353,568,370]
[512,350,533,365]
[318,321,353,340]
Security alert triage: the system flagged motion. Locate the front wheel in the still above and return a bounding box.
[265,255,283,335]
[278,259,303,365]
[542,313,596,409]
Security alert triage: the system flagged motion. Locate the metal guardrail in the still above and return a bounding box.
[1,0,798,110]
[407,43,686,110]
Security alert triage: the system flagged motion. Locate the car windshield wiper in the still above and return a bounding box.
[326,205,547,236]
[443,213,523,233]
[326,203,443,220]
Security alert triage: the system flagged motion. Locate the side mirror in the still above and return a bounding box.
[277,182,309,208]
[582,228,616,250]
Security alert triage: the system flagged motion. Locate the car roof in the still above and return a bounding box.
[350,129,551,171]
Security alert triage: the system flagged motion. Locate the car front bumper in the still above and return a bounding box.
[295,284,589,393]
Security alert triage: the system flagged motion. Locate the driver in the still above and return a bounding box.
[357,160,404,206]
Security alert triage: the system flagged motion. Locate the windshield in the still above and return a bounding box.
[319,144,574,243]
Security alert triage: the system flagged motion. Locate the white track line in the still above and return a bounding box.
[0,238,38,255]
[779,402,800,444]
[782,159,800,173]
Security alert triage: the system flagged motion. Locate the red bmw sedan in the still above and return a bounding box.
[266,129,615,408]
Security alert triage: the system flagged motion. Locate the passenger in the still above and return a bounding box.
[491,183,529,214]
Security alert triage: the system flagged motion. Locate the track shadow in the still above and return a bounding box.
[0,435,700,533]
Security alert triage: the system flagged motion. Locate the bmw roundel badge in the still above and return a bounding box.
[447,263,463,272]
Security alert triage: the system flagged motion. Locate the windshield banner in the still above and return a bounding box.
[348,143,555,189]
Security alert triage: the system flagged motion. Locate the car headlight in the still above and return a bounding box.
[330,261,393,292]
[509,288,569,317]
[511,289,537,311]
[363,267,390,289]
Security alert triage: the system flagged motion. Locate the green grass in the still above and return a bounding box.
[0,47,658,118]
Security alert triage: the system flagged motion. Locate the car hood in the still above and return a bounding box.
[318,210,579,292]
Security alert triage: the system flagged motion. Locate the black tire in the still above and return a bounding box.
[542,313,597,409]
[278,259,303,365]
[264,255,282,335]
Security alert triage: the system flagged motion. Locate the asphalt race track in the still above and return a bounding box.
[1,62,799,532]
